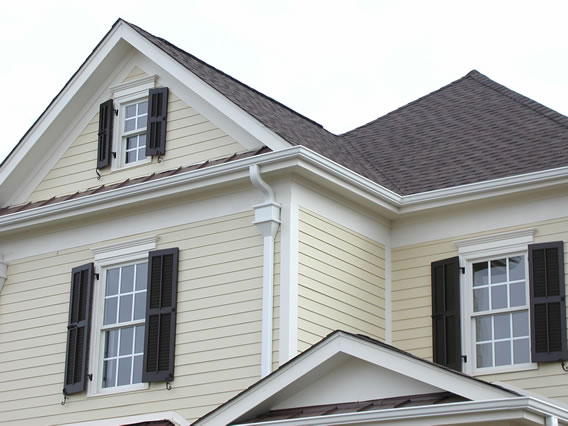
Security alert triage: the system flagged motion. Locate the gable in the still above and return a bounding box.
[195,331,518,425]
[0,20,292,207]
[27,62,249,202]
[270,356,443,410]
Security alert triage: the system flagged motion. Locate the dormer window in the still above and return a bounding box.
[122,100,149,165]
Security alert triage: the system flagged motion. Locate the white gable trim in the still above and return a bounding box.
[193,331,516,426]
[117,23,291,152]
[0,20,291,205]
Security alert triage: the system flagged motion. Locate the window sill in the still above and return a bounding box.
[114,156,153,171]
[87,382,148,397]
[471,362,538,377]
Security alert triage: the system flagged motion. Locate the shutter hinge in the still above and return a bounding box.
[88,374,93,381]
[461,355,467,363]
[459,267,465,275]
[112,152,117,159]
[67,324,77,330]
[94,273,100,280]
[114,109,119,116]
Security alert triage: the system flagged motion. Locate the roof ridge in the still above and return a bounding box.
[467,70,568,130]
[124,20,330,132]
[339,71,475,137]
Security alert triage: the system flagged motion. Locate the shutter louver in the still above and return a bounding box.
[97,100,114,169]
[529,242,567,362]
[431,256,462,371]
[146,87,169,157]
[63,263,94,395]
[143,248,178,383]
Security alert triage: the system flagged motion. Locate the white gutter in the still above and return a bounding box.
[249,164,280,378]
[235,397,568,426]
[1,147,567,232]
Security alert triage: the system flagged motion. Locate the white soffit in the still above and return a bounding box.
[193,331,515,426]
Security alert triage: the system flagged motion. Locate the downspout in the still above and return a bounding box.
[546,416,559,426]
[0,254,7,292]
[249,164,281,378]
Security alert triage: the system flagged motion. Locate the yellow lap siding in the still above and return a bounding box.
[297,208,386,348]
[0,211,264,423]
[27,90,248,202]
[391,217,568,400]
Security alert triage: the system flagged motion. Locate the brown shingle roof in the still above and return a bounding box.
[341,70,568,194]
[236,392,468,424]
[129,19,568,195]
[3,19,567,200]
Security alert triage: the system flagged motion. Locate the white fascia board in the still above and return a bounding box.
[3,147,568,233]
[0,147,400,232]
[399,165,568,213]
[195,334,344,426]
[0,25,124,186]
[118,24,292,152]
[235,397,568,426]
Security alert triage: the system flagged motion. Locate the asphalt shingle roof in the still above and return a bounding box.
[4,19,568,203]
[130,18,568,195]
[341,70,568,194]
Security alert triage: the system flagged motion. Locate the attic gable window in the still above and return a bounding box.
[95,75,169,170]
[122,100,148,165]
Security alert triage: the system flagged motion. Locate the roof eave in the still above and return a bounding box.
[1,147,568,233]
[234,397,568,426]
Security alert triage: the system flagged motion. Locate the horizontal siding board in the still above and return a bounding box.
[298,268,384,308]
[297,208,385,348]
[27,90,247,202]
[300,209,384,255]
[391,217,568,403]
[0,212,266,423]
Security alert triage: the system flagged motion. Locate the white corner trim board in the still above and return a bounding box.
[250,164,281,378]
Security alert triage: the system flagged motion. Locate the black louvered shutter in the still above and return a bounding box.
[63,263,94,395]
[143,248,178,382]
[97,100,114,169]
[432,256,462,371]
[146,87,169,157]
[529,242,567,362]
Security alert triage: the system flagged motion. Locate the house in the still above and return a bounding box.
[0,18,567,425]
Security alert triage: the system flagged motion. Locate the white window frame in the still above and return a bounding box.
[109,75,156,170]
[455,229,538,376]
[88,236,157,396]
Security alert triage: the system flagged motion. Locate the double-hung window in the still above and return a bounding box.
[470,254,531,371]
[96,75,169,171]
[101,262,147,389]
[431,230,567,375]
[63,238,179,396]
[122,100,148,165]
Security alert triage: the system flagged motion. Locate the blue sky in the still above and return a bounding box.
[1,0,567,162]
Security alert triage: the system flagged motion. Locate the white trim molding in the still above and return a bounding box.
[66,411,189,426]
[455,228,535,258]
[92,236,158,262]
